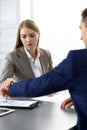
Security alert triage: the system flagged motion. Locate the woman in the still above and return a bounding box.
[0,19,53,84]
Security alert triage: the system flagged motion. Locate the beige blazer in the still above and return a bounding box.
[0,47,53,84]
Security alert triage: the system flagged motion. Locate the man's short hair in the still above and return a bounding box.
[81,8,87,27]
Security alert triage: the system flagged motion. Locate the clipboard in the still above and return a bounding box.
[0,99,40,109]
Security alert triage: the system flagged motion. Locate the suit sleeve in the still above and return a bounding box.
[9,51,74,97]
[0,53,15,84]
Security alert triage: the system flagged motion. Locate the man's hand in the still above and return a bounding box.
[48,93,55,97]
[0,78,14,98]
[61,97,73,109]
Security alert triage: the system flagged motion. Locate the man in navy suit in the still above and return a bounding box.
[1,8,87,130]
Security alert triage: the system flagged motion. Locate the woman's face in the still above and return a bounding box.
[20,27,40,52]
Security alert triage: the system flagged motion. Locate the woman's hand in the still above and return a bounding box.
[48,93,55,97]
[61,97,73,109]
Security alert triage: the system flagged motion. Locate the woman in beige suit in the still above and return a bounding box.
[0,19,53,85]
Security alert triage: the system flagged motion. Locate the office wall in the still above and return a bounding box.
[0,0,87,76]
[20,0,87,67]
[0,0,19,75]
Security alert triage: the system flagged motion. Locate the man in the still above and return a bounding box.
[61,7,87,110]
[1,8,87,130]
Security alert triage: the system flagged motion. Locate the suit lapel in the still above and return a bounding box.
[39,50,48,74]
[16,47,35,78]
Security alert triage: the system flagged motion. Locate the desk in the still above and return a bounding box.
[0,97,77,130]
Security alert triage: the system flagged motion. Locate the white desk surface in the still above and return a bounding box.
[32,90,77,130]
[0,90,77,130]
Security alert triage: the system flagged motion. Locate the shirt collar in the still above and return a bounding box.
[24,47,40,60]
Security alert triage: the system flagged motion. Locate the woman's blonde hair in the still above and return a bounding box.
[14,19,40,49]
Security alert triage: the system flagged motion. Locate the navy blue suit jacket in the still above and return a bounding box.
[9,49,87,130]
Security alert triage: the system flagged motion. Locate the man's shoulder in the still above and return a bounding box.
[70,48,87,52]
[69,48,87,55]
[67,49,87,60]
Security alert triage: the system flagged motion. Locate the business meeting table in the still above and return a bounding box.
[0,93,77,130]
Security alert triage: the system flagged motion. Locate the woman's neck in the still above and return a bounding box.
[28,49,37,60]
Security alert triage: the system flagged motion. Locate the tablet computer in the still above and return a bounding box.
[0,107,15,117]
[0,99,40,108]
